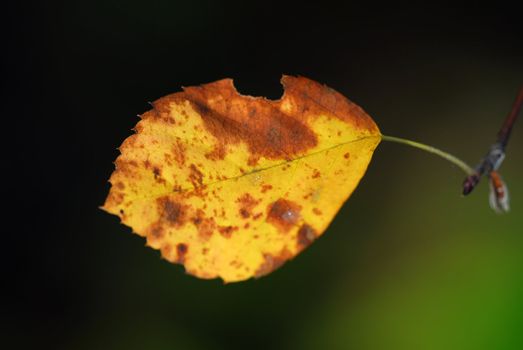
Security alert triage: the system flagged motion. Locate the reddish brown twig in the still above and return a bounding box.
[462,86,522,205]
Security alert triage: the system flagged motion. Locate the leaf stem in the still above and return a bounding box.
[381,134,475,175]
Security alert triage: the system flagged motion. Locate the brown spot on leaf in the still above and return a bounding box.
[312,169,321,178]
[249,106,257,118]
[188,163,204,188]
[297,224,317,250]
[344,152,350,159]
[153,166,161,178]
[163,153,173,166]
[114,159,139,177]
[157,197,188,227]
[146,222,167,246]
[313,208,322,215]
[247,155,260,167]
[176,243,188,264]
[254,249,293,278]
[266,198,302,232]
[205,143,226,160]
[261,184,272,193]
[149,224,164,239]
[172,139,186,166]
[192,209,216,240]
[105,191,124,207]
[236,193,261,219]
[145,99,176,125]
[218,225,238,239]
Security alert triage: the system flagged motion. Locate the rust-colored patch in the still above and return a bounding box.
[192,209,216,240]
[218,225,238,239]
[177,79,320,165]
[153,167,161,178]
[105,191,124,207]
[266,198,302,232]
[146,99,176,125]
[312,169,321,179]
[192,215,202,225]
[114,159,139,176]
[188,163,204,188]
[151,76,378,164]
[344,152,350,159]
[312,208,322,215]
[236,193,261,219]
[205,143,226,161]
[281,75,379,132]
[161,244,172,259]
[149,224,165,240]
[261,184,273,193]
[297,224,317,250]
[176,243,188,264]
[157,196,188,227]
[172,138,186,166]
[254,248,293,278]
[164,152,173,166]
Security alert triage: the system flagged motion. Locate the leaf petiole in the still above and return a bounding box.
[381,134,475,176]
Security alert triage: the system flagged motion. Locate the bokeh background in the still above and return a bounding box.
[3,1,523,349]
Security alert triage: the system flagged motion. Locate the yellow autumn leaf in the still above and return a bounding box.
[102,75,381,282]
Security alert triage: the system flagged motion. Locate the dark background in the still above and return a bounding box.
[3,1,523,349]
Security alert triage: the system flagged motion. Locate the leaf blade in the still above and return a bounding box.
[103,75,381,282]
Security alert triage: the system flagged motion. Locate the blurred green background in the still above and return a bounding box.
[3,1,522,349]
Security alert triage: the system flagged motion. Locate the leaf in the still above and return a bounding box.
[102,75,381,282]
